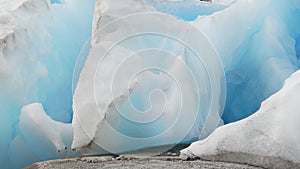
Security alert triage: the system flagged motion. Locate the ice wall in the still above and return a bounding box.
[0,0,95,168]
[145,0,300,123]
[0,1,52,167]
[72,0,300,156]
[1,0,300,168]
[192,0,300,123]
[72,0,226,155]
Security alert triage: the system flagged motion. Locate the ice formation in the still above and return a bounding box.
[181,70,300,168]
[193,0,300,123]
[72,0,300,155]
[9,103,77,169]
[0,0,94,168]
[72,0,226,154]
[0,0,299,168]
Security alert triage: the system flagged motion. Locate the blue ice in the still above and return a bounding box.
[1,0,300,168]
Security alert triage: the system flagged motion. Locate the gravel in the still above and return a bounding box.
[25,155,263,169]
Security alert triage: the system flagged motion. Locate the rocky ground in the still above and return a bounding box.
[25,155,263,169]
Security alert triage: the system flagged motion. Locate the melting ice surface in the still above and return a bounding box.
[0,0,299,168]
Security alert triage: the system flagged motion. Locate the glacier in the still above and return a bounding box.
[0,0,299,168]
[72,0,300,155]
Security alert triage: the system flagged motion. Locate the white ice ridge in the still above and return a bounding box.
[181,70,300,169]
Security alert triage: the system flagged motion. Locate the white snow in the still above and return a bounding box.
[181,70,300,168]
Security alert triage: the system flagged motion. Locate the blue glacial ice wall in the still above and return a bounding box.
[0,0,95,168]
[196,0,300,123]
[156,0,300,123]
[72,0,300,155]
[40,0,95,122]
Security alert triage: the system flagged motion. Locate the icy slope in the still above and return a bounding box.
[181,70,300,169]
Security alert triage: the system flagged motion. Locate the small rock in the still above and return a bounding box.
[82,156,112,163]
[179,154,190,161]
[116,155,126,160]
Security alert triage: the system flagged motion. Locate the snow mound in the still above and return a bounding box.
[181,70,300,169]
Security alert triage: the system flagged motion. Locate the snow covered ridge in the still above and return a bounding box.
[181,70,300,169]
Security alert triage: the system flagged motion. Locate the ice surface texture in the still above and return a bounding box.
[181,70,300,168]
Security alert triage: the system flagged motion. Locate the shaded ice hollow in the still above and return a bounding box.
[0,0,299,168]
